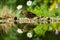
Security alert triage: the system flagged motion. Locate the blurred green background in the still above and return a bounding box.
[0,0,60,40]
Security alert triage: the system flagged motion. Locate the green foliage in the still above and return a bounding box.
[0,0,60,40]
[27,4,55,17]
[34,24,48,36]
[6,0,17,4]
[3,26,18,40]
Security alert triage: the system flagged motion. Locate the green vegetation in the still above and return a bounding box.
[0,0,60,40]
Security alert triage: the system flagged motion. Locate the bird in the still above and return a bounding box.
[21,9,36,19]
[22,23,36,32]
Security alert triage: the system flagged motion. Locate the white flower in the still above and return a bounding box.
[27,32,32,38]
[27,0,32,6]
[55,29,59,35]
[17,5,22,10]
[56,4,58,8]
[17,28,23,33]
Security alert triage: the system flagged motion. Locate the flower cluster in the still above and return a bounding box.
[55,29,59,35]
[56,4,58,8]
[17,0,32,10]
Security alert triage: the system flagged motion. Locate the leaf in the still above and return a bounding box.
[33,24,48,36]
